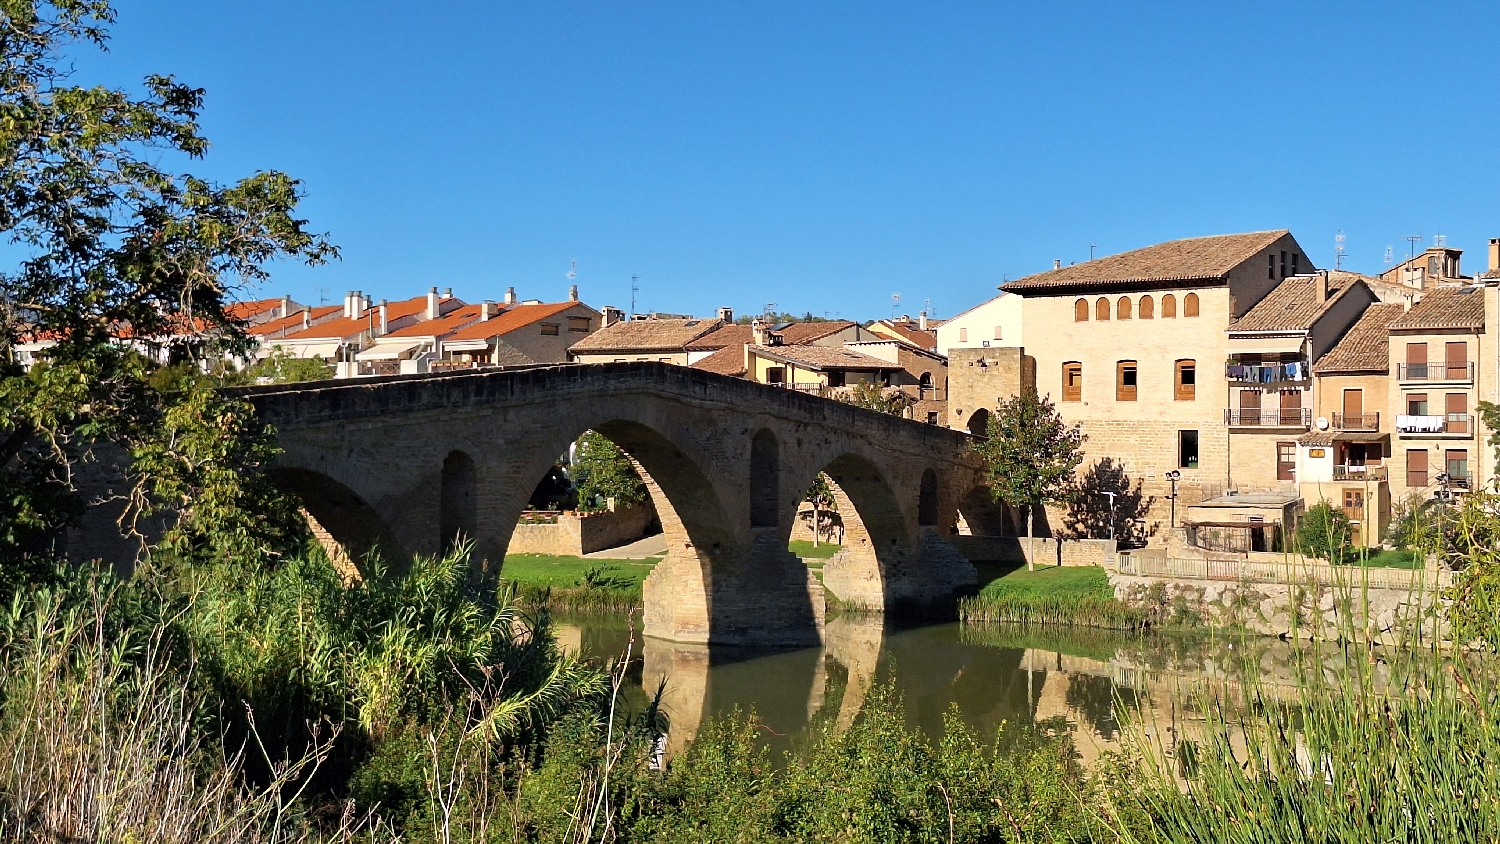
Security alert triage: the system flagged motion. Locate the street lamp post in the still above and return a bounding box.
[1165,470,1181,528]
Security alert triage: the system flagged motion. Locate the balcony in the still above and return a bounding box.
[1395,414,1472,437]
[1224,361,1310,385]
[1397,361,1475,382]
[1224,408,1312,428]
[1331,412,1379,431]
[1333,464,1388,482]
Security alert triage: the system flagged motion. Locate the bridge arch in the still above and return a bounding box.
[805,453,910,612]
[918,468,939,527]
[269,466,402,571]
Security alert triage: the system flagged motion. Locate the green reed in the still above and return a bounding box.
[960,592,1150,631]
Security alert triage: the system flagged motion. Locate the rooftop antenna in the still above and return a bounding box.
[1335,231,1346,270]
[763,301,777,317]
[890,292,901,320]
[630,275,639,317]
[1404,235,1422,262]
[1434,233,1446,248]
[924,298,933,320]
[314,286,329,306]
[1089,243,1097,261]
[566,259,577,281]
[1384,246,1394,266]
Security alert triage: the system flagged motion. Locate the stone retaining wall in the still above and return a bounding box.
[949,535,1117,568]
[506,503,657,556]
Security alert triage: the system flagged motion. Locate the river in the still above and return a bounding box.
[551,613,1426,766]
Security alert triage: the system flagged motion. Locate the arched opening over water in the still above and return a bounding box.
[791,453,911,612]
[956,485,1013,536]
[440,450,477,556]
[268,466,403,574]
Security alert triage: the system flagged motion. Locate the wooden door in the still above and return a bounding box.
[1342,389,1362,427]
[1239,389,1261,424]
[1407,342,1428,378]
[1446,393,1468,434]
[1446,342,1468,380]
[1342,489,1364,523]
[1279,389,1302,425]
[1276,441,1296,481]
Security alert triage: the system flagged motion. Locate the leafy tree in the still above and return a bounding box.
[835,381,915,416]
[1063,457,1155,548]
[1479,400,1500,489]
[246,348,334,384]
[570,430,646,512]
[971,390,1085,569]
[0,1,334,568]
[803,472,838,546]
[1295,501,1352,564]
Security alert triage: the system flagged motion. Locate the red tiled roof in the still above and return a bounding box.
[779,320,859,344]
[749,344,897,371]
[1002,230,1290,293]
[249,306,341,337]
[446,302,582,341]
[278,295,432,341]
[1312,304,1403,373]
[382,304,486,338]
[690,345,748,376]
[226,298,283,321]
[567,317,723,353]
[1387,287,1486,331]
[685,323,753,351]
[869,320,936,350]
[1229,274,1363,332]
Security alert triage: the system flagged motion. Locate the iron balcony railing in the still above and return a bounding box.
[1395,414,1472,436]
[1223,408,1312,427]
[1331,411,1379,431]
[1397,361,1475,382]
[1333,464,1388,481]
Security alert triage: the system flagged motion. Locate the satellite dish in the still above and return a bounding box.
[1316,416,1330,430]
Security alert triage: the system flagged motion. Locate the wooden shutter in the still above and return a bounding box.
[1162,295,1176,318]
[1446,393,1467,433]
[1406,449,1428,487]
[1074,299,1089,322]
[1096,298,1110,321]
[1062,363,1082,402]
[1116,361,1137,401]
[1175,360,1195,401]
[1279,389,1302,424]
[1342,389,1362,419]
[1407,342,1427,378]
[1446,342,1468,379]
[1184,293,1200,317]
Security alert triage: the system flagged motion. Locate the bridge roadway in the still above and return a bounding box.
[238,362,1013,646]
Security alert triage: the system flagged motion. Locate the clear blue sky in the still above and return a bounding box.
[76,1,1500,321]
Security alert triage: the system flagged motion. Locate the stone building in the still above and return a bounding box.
[440,300,602,367]
[934,291,1023,358]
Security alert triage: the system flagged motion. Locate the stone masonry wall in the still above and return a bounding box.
[949,535,1116,568]
[505,503,656,556]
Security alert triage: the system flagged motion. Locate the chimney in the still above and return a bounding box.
[717,307,733,322]
[918,312,928,331]
[1053,259,1061,270]
[426,287,440,320]
[602,305,624,326]
[279,295,291,318]
[379,300,389,334]
[302,309,311,329]
[442,287,453,299]
[569,284,579,302]
[343,291,354,319]
[751,318,770,347]
[505,286,517,306]
[1318,270,1330,302]
[1490,238,1499,273]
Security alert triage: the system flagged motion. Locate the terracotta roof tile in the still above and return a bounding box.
[689,345,748,376]
[685,323,752,351]
[382,304,487,338]
[1311,304,1403,373]
[869,320,937,349]
[1230,274,1361,332]
[446,302,583,341]
[568,317,723,353]
[226,298,283,321]
[750,344,896,371]
[1387,287,1486,331]
[249,306,341,337]
[278,295,434,340]
[778,320,858,344]
[1002,230,1289,293]
[1298,431,1335,446]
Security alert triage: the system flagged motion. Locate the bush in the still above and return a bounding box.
[1294,501,1352,564]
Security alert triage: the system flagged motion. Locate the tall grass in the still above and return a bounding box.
[961,592,1150,631]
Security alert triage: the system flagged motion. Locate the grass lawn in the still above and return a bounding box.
[500,554,658,589]
[1346,548,1424,570]
[977,564,1114,601]
[789,540,841,561]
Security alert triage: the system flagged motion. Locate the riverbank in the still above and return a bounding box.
[961,563,1151,630]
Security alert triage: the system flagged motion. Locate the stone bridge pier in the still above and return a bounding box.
[239,363,993,646]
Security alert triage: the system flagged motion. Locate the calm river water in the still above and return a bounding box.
[551,614,1409,765]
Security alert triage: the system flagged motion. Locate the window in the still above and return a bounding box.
[1406,342,1428,378]
[1447,449,1470,479]
[1117,297,1132,320]
[659,357,671,362]
[1062,362,1082,402]
[919,372,933,395]
[1139,295,1154,319]
[1116,360,1138,401]
[1291,253,1300,275]
[540,322,560,336]
[1175,360,1196,401]
[926,411,940,424]
[1096,297,1110,320]
[1239,388,1262,423]
[1179,430,1199,469]
[1407,393,1429,416]
[1446,393,1468,433]
[1446,341,1468,379]
[567,316,591,332]
[1406,449,1428,487]
[1268,254,1276,279]
[1074,299,1089,322]
[766,366,786,384]
[1162,294,1177,318]
[993,325,1003,339]
[1277,441,1296,481]
[1280,250,1287,278]
[1183,292,1200,317]
[959,327,968,342]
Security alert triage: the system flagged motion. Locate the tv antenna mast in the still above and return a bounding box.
[890,293,901,320]
[1335,231,1346,270]
[566,259,576,281]
[1384,246,1394,266]
[924,298,932,319]
[630,275,639,317]
[1404,235,1423,262]
[1089,243,1097,261]
[314,286,329,306]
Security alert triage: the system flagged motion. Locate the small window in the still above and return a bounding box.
[1175,360,1196,401]
[1074,299,1089,322]
[1268,254,1275,279]
[1179,430,1199,469]
[1183,292,1200,317]
[658,357,671,363]
[926,411,939,424]
[614,358,626,362]
[1280,251,1288,278]
[1406,449,1428,487]
[1139,295,1154,319]
[1162,294,1177,318]
[993,325,1003,340]
[567,316,591,332]
[1117,297,1132,320]
[1062,362,1082,402]
[1407,393,1429,416]
[1096,298,1110,321]
[1446,393,1468,433]
[540,322,560,336]
[766,366,786,384]
[959,327,968,342]
[1116,361,1138,401]
[1291,253,1300,275]
[1447,449,1469,479]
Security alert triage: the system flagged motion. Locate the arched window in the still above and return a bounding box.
[1139,295,1154,319]
[1062,362,1082,402]
[1184,292,1200,317]
[1117,297,1132,320]
[1162,294,1177,318]
[918,371,933,396]
[1074,298,1089,322]
[1095,297,1110,321]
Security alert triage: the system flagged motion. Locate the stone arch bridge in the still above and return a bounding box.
[239,363,1012,646]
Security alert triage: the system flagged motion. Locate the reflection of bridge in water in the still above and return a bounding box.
[242,363,1023,647]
